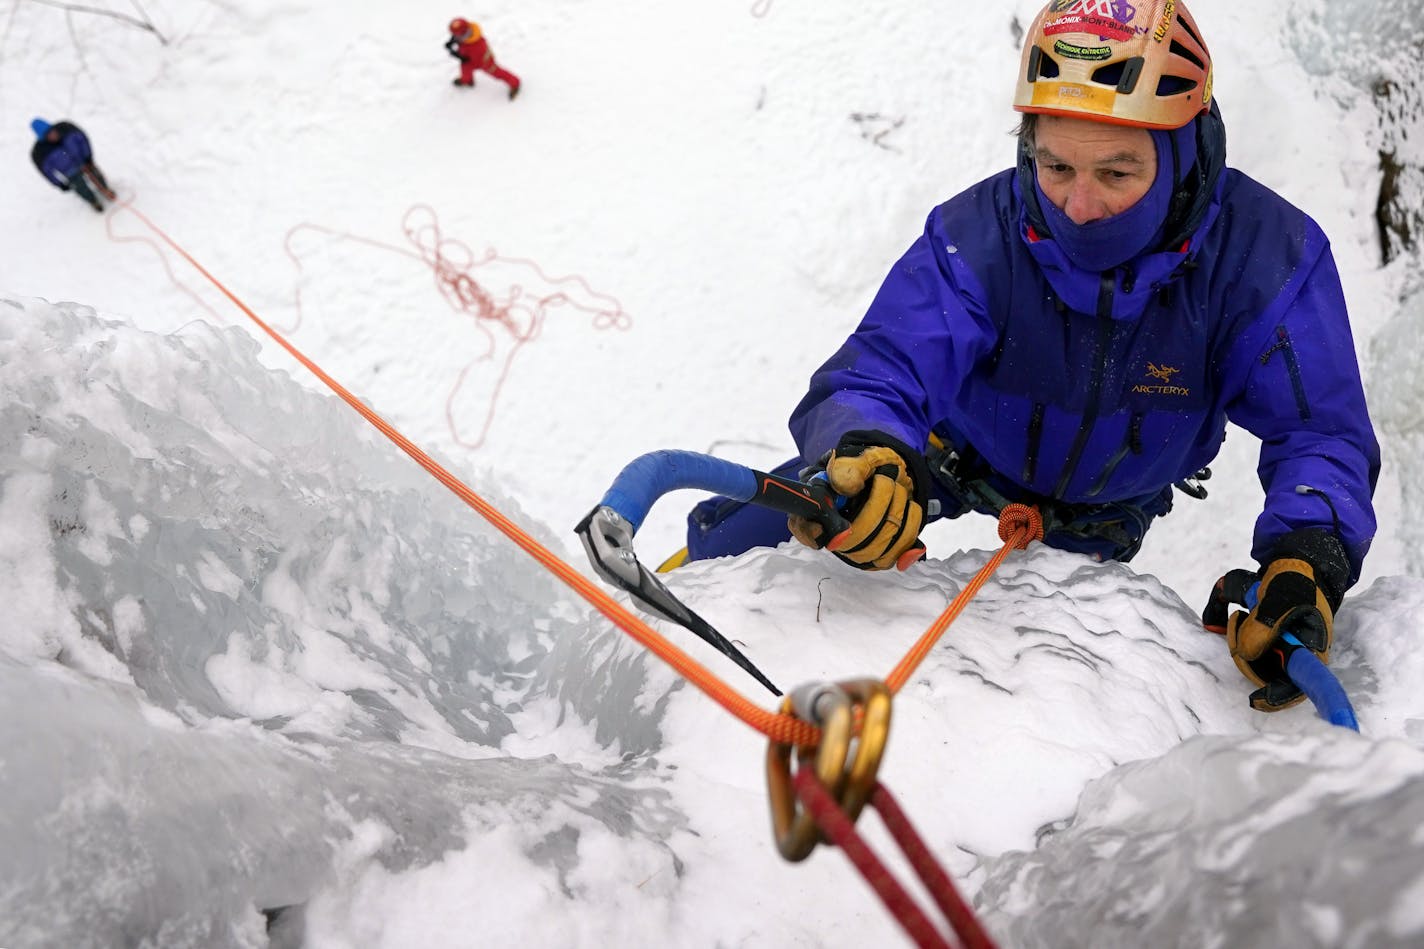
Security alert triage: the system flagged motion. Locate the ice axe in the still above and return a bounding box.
[576,450,849,696]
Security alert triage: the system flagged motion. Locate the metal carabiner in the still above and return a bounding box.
[834,679,893,825]
[765,678,893,862]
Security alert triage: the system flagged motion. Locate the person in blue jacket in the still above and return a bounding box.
[30,118,113,212]
[684,0,1379,713]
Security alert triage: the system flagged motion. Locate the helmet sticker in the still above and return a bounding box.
[1153,0,1176,42]
[1044,0,1137,42]
[1044,17,1133,43]
[1053,39,1114,60]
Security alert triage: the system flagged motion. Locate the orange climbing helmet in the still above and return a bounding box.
[448,18,481,41]
[1013,0,1212,130]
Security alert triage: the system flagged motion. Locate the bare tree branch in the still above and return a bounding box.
[27,0,167,45]
[850,112,906,153]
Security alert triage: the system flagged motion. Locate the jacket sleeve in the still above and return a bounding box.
[789,207,999,464]
[1222,222,1379,585]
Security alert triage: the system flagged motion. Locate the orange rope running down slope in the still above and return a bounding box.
[116,202,1043,752]
[114,201,818,747]
[885,505,1043,694]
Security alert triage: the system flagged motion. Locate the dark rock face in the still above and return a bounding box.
[1374,75,1422,265]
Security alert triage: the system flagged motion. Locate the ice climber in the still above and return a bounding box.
[30,118,114,212]
[680,0,1380,714]
[446,18,521,99]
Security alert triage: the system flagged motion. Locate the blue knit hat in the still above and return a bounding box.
[30,118,51,138]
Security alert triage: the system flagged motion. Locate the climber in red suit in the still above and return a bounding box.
[446,18,521,99]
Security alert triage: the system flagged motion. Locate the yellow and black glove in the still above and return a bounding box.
[789,430,930,571]
[1202,528,1350,711]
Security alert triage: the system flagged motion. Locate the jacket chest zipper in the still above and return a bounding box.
[1023,403,1045,485]
[1053,272,1116,498]
[1261,325,1313,421]
[1086,412,1142,497]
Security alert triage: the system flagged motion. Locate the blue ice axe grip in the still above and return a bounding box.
[598,450,756,532]
[597,449,847,538]
[1247,582,1359,731]
[1283,638,1359,730]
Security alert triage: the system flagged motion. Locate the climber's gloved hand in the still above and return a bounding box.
[1201,528,1350,712]
[788,430,930,571]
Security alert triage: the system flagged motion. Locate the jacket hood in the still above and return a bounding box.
[1017,100,1227,263]
[1014,169,1225,320]
[1012,99,1228,319]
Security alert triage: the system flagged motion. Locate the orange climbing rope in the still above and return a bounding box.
[886,504,1044,693]
[112,200,818,744]
[114,199,1041,749]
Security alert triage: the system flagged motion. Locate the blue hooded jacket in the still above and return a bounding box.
[789,103,1379,582]
[30,118,94,190]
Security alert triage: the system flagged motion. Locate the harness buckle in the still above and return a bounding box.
[1174,466,1212,500]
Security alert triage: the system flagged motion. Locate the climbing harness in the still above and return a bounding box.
[925,435,1175,563]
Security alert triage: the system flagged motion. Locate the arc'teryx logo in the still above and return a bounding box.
[1145,362,1178,382]
[1133,362,1190,396]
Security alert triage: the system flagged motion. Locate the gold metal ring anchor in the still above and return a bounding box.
[765,678,892,862]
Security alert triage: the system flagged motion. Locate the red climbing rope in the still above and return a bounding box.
[281,205,629,450]
[793,769,999,949]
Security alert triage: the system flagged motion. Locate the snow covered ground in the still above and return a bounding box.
[2,1,1422,946]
